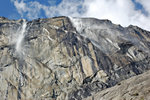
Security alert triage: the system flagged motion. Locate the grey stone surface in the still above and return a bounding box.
[0,16,150,100]
[84,70,150,100]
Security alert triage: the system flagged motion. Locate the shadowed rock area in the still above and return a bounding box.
[0,16,150,100]
[84,70,150,100]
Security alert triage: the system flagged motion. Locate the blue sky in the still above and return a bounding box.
[132,0,148,16]
[0,0,63,19]
[0,0,146,19]
[0,0,150,31]
[0,0,19,19]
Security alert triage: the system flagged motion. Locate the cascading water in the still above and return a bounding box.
[15,19,27,100]
[16,19,27,53]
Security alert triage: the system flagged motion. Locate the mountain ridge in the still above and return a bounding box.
[0,16,150,100]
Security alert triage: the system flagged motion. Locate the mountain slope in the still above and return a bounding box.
[0,16,150,100]
[84,69,150,100]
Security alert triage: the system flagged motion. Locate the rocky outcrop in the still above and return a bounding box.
[84,69,150,100]
[0,16,150,100]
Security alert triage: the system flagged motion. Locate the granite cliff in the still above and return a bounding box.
[0,16,150,100]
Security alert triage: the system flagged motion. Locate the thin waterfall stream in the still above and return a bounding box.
[16,19,27,53]
[15,19,27,100]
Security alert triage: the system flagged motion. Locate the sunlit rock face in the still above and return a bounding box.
[0,16,150,100]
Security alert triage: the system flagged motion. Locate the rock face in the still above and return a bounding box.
[84,70,150,100]
[0,16,150,100]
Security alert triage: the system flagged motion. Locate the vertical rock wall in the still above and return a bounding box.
[0,16,150,100]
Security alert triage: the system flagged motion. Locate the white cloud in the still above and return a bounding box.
[13,0,44,19]
[12,0,84,19]
[83,0,135,25]
[12,0,150,31]
[14,0,27,17]
[136,0,150,14]
[43,0,84,17]
[83,0,150,31]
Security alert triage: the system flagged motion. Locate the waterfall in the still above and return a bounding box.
[16,19,27,53]
[15,19,27,100]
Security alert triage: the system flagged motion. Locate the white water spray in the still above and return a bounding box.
[15,20,27,91]
[16,20,27,53]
